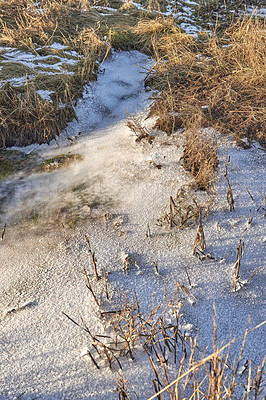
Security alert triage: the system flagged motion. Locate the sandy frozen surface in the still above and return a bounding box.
[0,51,265,399]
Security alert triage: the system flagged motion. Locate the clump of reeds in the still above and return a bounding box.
[127,114,155,144]
[182,128,218,192]
[65,283,189,371]
[64,239,194,371]
[157,193,199,229]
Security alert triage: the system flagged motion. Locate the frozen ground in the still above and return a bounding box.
[0,50,265,399]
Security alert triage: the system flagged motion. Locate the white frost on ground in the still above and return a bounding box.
[0,49,265,400]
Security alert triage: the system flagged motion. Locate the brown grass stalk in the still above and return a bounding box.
[147,319,266,400]
[85,235,100,281]
[234,228,247,291]
[193,208,206,255]
[225,155,235,211]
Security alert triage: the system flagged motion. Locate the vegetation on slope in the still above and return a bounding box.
[0,0,265,150]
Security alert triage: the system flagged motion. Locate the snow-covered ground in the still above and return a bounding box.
[0,49,265,399]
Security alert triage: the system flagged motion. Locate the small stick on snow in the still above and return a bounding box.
[234,229,247,291]
[169,196,176,228]
[184,267,192,287]
[87,350,100,369]
[84,268,101,307]
[193,205,206,255]
[103,267,109,300]
[257,194,266,212]
[85,235,100,281]
[245,187,254,201]
[146,223,151,238]
[247,210,253,226]
[1,223,6,240]
[154,260,159,275]
[225,155,234,211]
[246,267,260,284]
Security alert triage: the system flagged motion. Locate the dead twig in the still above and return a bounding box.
[1,223,6,240]
[146,223,151,238]
[153,260,159,275]
[184,266,192,287]
[116,373,131,400]
[85,235,100,281]
[234,228,247,291]
[84,268,101,307]
[193,205,206,255]
[127,116,154,144]
[245,187,254,201]
[103,267,109,300]
[225,155,234,211]
[257,194,266,212]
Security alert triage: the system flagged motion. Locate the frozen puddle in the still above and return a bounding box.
[0,50,265,399]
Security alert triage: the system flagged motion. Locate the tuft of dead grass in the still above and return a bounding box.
[132,17,193,55]
[0,82,75,147]
[148,312,266,400]
[182,126,219,192]
[0,0,56,48]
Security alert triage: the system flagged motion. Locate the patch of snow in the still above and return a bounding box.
[36,89,54,102]
[49,42,68,50]
[245,6,266,18]
[0,75,34,88]
[95,5,118,12]
[1,47,80,73]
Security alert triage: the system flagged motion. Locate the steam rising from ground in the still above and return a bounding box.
[0,51,154,226]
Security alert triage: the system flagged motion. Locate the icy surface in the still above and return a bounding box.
[0,48,265,399]
[1,0,266,388]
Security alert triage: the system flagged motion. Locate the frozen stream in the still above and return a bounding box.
[0,50,265,399]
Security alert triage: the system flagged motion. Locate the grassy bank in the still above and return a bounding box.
[0,0,143,147]
[145,15,265,143]
[1,1,265,149]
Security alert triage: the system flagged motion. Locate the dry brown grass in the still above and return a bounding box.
[147,15,266,146]
[0,0,101,48]
[182,128,219,191]
[0,82,75,147]
[0,0,57,48]
[157,190,200,229]
[127,114,155,144]
[148,315,266,400]
[132,17,194,56]
[0,0,108,148]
